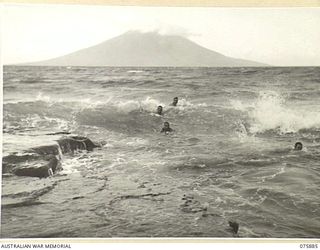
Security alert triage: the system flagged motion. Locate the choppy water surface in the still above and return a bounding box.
[2,66,320,238]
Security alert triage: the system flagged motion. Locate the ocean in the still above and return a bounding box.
[1,66,320,238]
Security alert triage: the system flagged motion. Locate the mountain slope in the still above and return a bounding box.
[26,31,267,67]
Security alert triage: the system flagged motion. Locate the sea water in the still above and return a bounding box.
[1,66,320,237]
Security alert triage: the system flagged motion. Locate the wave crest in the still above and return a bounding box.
[232,91,320,134]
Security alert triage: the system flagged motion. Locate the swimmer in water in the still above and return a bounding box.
[161,122,173,133]
[157,105,163,115]
[294,142,303,151]
[171,97,178,106]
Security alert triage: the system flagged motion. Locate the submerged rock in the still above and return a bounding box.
[228,220,239,234]
[180,194,208,213]
[45,131,71,135]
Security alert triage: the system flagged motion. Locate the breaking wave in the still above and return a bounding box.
[231,91,320,134]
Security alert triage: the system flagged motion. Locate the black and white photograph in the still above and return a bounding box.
[1,3,320,239]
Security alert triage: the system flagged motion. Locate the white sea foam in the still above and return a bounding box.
[127,70,145,73]
[115,100,141,113]
[36,92,51,103]
[115,97,164,113]
[59,157,80,174]
[36,92,107,110]
[232,91,320,134]
[173,98,208,110]
[140,97,164,111]
[230,99,254,112]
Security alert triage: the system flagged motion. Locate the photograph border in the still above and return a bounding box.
[1,0,320,246]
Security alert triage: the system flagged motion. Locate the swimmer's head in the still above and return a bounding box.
[172,97,178,106]
[294,142,303,151]
[157,105,163,115]
[164,122,170,128]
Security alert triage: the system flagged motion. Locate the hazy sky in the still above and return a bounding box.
[2,4,320,66]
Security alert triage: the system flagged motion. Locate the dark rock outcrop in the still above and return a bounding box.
[14,156,61,178]
[2,136,100,178]
[29,144,61,156]
[57,136,99,153]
